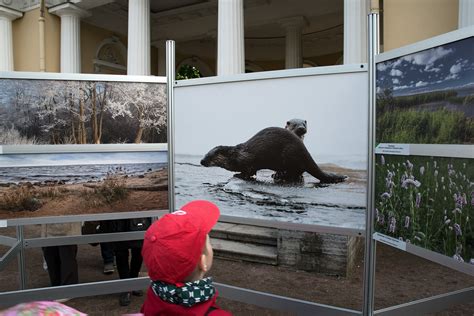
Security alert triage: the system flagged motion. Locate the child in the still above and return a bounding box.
[141,200,232,316]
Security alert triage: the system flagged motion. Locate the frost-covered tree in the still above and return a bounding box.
[108,82,166,143]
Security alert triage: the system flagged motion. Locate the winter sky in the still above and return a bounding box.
[376,37,474,96]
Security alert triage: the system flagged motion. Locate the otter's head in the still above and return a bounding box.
[285,119,307,139]
[201,146,235,170]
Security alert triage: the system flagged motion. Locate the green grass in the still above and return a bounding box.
[375,155,473,263]
[376,109,473,144]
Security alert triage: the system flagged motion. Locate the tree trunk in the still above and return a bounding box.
[97,85,107,143]
[134,107,144,143]
[79,89,87,144]
[134,126,144,143]
[92,84,99,144]
[69,97,77,144]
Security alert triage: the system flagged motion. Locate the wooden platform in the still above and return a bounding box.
[210,222,363,277]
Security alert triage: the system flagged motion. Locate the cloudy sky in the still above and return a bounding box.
[0,151,167,168]
[376,37,474,96]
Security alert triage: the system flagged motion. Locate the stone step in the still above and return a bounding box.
[210,222,278,246]
[211,237,278,265]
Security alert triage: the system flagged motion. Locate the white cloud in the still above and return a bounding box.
[377,63,389,71]
[415,81,428,87]
[393,85,410,91]
[392,78,400,84]
[403,46,453,66]
[450,63,462,74]
[445,73,459,80]
[425,65,441,72]
[390,69,403,77]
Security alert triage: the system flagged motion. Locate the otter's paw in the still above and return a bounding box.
[234,173,255,181]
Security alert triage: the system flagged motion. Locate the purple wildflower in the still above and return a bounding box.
[419,166,425,175]
[415,193,421,208]
[406,160,413,171]
[453,254,464,262]
[380,155,385,165]
[401,179,421,189]
[453,223,462,236]
[389,217,396,233]
[404,216,410,228]
[452,208,462,215]
[381,192,391,199]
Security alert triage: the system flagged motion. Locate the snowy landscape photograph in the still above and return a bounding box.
[0,79,167,145]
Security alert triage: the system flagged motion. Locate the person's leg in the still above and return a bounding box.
[129,247,143,278]
[58,245,78,285]
[115,247,132,306]
[114,247,130,279]
[100,243,114,274]
[129,246,144,296]
[42,246,61,286]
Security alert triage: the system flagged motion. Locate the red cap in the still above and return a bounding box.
[142,200,220,284]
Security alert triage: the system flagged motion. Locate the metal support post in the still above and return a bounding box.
[166,40,176,213]
[363,12,379,316]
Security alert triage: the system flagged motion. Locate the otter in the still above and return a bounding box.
[274,119,308,182]
[285,119,307,140]
[201,127,346,184]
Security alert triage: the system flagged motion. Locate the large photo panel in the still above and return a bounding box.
[376,36,473,144]
[0,75,168,220]
[374,29,474,274]
[175,68,368,228]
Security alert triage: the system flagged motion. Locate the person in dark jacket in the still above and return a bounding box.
[141,200,232,316]
[101,218,151,306]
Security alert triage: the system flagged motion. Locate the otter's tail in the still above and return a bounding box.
[306,157,346,184]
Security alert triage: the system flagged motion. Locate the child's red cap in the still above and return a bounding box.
[142,200,220,285]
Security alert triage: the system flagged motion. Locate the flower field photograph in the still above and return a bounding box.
[375,154,473,264]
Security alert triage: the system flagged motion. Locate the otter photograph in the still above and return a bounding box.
[175,71,368,228]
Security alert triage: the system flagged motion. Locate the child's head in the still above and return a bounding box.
[142,200,220,285]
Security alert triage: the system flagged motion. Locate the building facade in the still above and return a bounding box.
[0,0,473,76]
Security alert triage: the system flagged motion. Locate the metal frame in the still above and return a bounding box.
[1,27,472,316]
[0,71,166,83]
[174,63,367,87]
[363,12,379,316]
[0,144,167,155]
[166,40,176,213]
[376,26,474,64]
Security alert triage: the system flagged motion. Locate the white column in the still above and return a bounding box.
[343,0,369,64]
[50,4,89,73]
[217,0,245,76]
[128,0,150,76]
[459,0,474,28]
[280,16,307,69]
[0,8,22,72]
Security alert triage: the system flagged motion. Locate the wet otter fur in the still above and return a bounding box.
[201,127,346,184]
